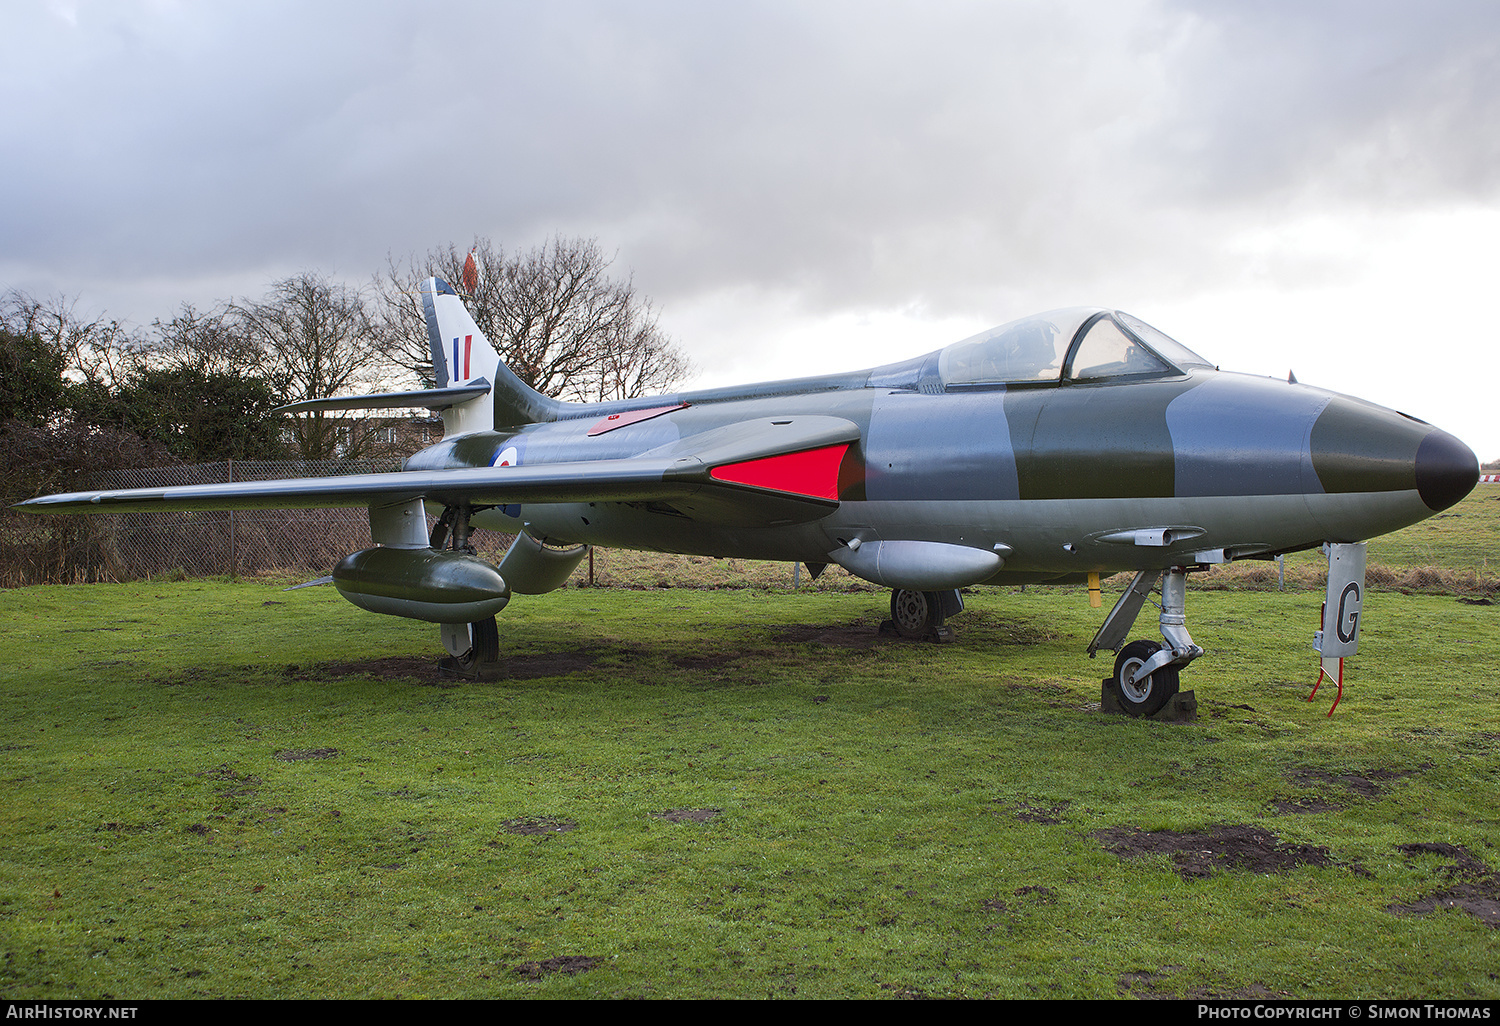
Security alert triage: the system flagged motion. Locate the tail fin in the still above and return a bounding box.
[421,277,563,433]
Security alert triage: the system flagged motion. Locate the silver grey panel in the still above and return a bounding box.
[1166,374,1330,497]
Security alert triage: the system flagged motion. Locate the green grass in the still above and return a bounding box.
[2,567,1497,998]
[1368,483,1500,571]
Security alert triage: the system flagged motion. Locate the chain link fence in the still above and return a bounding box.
[4,460,832,591]
[1,459,514,586]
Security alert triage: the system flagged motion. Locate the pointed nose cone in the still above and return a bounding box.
[1310,398,1478,516]
[1415,428,1479,512]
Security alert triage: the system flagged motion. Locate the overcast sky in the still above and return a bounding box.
[5,0,1497,459]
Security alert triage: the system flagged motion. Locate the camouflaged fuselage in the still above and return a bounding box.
[406,355,1474,583]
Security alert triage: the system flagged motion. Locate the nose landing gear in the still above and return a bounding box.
[1089,567,1203,718]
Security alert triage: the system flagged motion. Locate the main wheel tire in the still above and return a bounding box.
[890,589,937,640]
[471,616,500,664]
[1112,639,1180,717]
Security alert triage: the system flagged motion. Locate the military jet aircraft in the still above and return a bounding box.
[17,278,1479,715]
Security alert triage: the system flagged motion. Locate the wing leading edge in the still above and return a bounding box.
[275,382,494,414]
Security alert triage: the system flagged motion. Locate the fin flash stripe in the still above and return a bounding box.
[451,335,473,382]
[709,444,852,501]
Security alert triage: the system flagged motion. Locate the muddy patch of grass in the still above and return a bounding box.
[1095,824,1337,880]
[513,955,601,979]
[498,816,577,836]
[1389,843,1500,928]
[981,885,1058,917]
[196,763,261,795]
[772,623,885,648]
[95,820,159,835]
[1003,799,1069,825]
[1269,796,1344,815]
[273,747,338,761]
[1288,765,1429,797]
[1116,966,1184,999]
[286,651,604,683]
[484,652,604,680]
[653,808,721,823]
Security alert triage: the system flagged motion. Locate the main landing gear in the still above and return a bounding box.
[433,502,502,674]
[442,617,499,673]
[1088,567,1204,717]
[886,588,964,642]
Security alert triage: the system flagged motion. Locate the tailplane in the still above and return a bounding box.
[276,277,563,436]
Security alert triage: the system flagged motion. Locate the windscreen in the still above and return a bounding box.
[1116,312,1215,369]
[938,309,1099,385]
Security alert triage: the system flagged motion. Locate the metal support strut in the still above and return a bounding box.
[430,504,479,554]
[1088,569,1161,658]
[1136,567,1205,679]
[1088,567,1204,673]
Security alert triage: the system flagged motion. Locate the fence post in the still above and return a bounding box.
[227,458,236,579]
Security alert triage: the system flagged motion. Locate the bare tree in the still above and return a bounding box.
[1,288,145,391]
[369,254,441,389]
[585,309,693,403]
[233,272,387,460]
[373,237,692,402]
[145,302,264,379]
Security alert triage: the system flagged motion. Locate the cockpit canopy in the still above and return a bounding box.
[938,308,1214,387]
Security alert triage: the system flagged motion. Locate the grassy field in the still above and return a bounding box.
[1,485,1496,999]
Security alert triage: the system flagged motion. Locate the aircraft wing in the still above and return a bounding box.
[14,416,861,528]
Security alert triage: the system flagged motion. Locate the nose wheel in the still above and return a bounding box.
[1089,567,1202,717]
[1111,640,1180,716]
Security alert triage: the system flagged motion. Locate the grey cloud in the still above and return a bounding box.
[1148,0,1500,208]
[5,1,1497,331]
